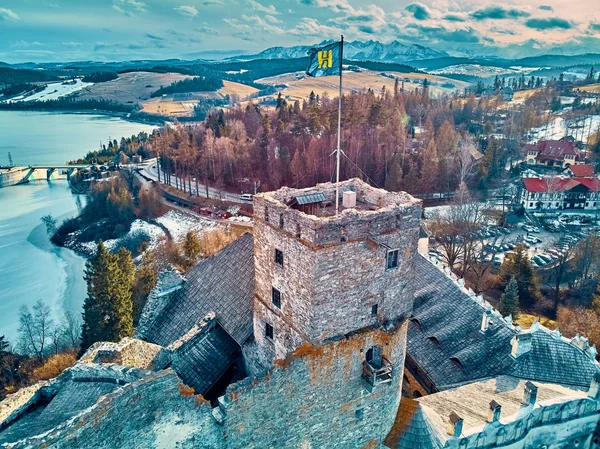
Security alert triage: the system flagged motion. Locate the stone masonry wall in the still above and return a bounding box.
[252,178,421,363]
[6,370,223,449]
[223,321,408,449]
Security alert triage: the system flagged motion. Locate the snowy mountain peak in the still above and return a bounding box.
[232,40,448,63]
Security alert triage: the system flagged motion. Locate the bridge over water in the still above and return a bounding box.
[0,164,92,188]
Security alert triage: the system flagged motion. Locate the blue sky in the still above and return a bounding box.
[0,0,599,63]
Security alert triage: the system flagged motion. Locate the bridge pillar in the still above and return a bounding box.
[46,168,56,181]
[20,168,35,185]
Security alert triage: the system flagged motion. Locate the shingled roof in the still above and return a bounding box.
[141,233,255,347]
[409,255,600,391]
[171,322,241,396]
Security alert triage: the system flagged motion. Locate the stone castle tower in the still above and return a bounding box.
[250,178,422,369]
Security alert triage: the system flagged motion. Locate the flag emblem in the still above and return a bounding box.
[306,41,342,77]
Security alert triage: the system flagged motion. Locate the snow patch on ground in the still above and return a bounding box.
[156,210,220,242]
[7,79,93,103]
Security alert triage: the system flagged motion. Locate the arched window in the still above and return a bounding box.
[296,223,301,238]
[279,213,284,229]
[264,206,269,222]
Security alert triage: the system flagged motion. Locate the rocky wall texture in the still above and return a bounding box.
[223,322,408,449]
[252,182,421,364]
[5,370,223,449]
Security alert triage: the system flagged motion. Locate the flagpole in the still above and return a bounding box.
[335,35,344,215]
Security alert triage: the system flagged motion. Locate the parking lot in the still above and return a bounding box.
[428,213,596,271]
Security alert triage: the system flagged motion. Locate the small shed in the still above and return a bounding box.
[287,192,326,216]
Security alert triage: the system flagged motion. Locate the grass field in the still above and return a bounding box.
[75,71,192,104]
[515,313,557,329]
[141,99,198,116]
[256,70,469,102]
[580,83,600,93]
[219,80,259,99]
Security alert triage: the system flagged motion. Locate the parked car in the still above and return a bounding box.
[239,193,253,201]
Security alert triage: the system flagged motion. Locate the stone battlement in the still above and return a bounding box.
[253,178,422,247]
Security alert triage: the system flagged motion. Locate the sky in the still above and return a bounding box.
[0,0,599,63]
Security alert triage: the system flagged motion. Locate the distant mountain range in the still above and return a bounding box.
[232,40,448,64]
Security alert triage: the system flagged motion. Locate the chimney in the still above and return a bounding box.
[481,309,492,333]
[511,332,533,358]
[447,412,463,437]
[488,400,502,423]
[588,373,600,400]
[522,381,538,406]
[343,190,357,208]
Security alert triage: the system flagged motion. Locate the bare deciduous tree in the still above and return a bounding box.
[18,299,54,361]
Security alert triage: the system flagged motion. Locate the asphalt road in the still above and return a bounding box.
[140,159,251,205]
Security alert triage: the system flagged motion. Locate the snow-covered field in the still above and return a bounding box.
[430,64,542,78]
[528,114,600,144]
[156,210,220,242]
[7,79,93,103]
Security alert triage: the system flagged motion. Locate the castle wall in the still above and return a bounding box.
[252,179,421,365]
[5,370,223,449]
[223,321,408,449]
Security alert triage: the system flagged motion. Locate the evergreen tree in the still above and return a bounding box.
[499,277,519,320]
[110,248,135,341]
[182,231,202,268]
[499,245,540,308]
[132,252,158,325]
[81,241,134,352]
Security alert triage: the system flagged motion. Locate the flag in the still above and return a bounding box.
[306,41,342,77]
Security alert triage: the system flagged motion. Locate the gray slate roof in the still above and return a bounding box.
[385,398,444,449]
[171,323,241,396]
[142,233,255,347]
[409,254,600,391]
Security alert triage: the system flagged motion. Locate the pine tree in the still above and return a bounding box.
[182,231,201,268]
[110,248,135,341]
[132,252,158,325]
[499,245,540,308]
[499,277,519,320]
[81,240,112,351]
[81,241,134,352]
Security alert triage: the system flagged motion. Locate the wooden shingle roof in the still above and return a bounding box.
[142,233,255,347]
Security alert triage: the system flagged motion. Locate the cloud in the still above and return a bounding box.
[195,25,220,36]
[145,33,164,41]
[248,0,279,15]
[525,17,573,30]
[470,7,530,21]
[288,17,342,38]
[405,3,431,21]
[112,0,147,15]
[358,25,376,34]
[443,14,466,22]
[112,5,129,15]
[298,0,352,14]
[174,5,198,17]
[538,5,553,11]
[405,23,482,43]
[0,8,20,21]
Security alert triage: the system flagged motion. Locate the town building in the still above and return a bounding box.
[523,140,580,168]
[1,179,599,449]
[520,176,600,210]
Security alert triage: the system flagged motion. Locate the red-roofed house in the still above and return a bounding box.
[524,140,579,168]
[564,164,595,178]
[521,176,600,210]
